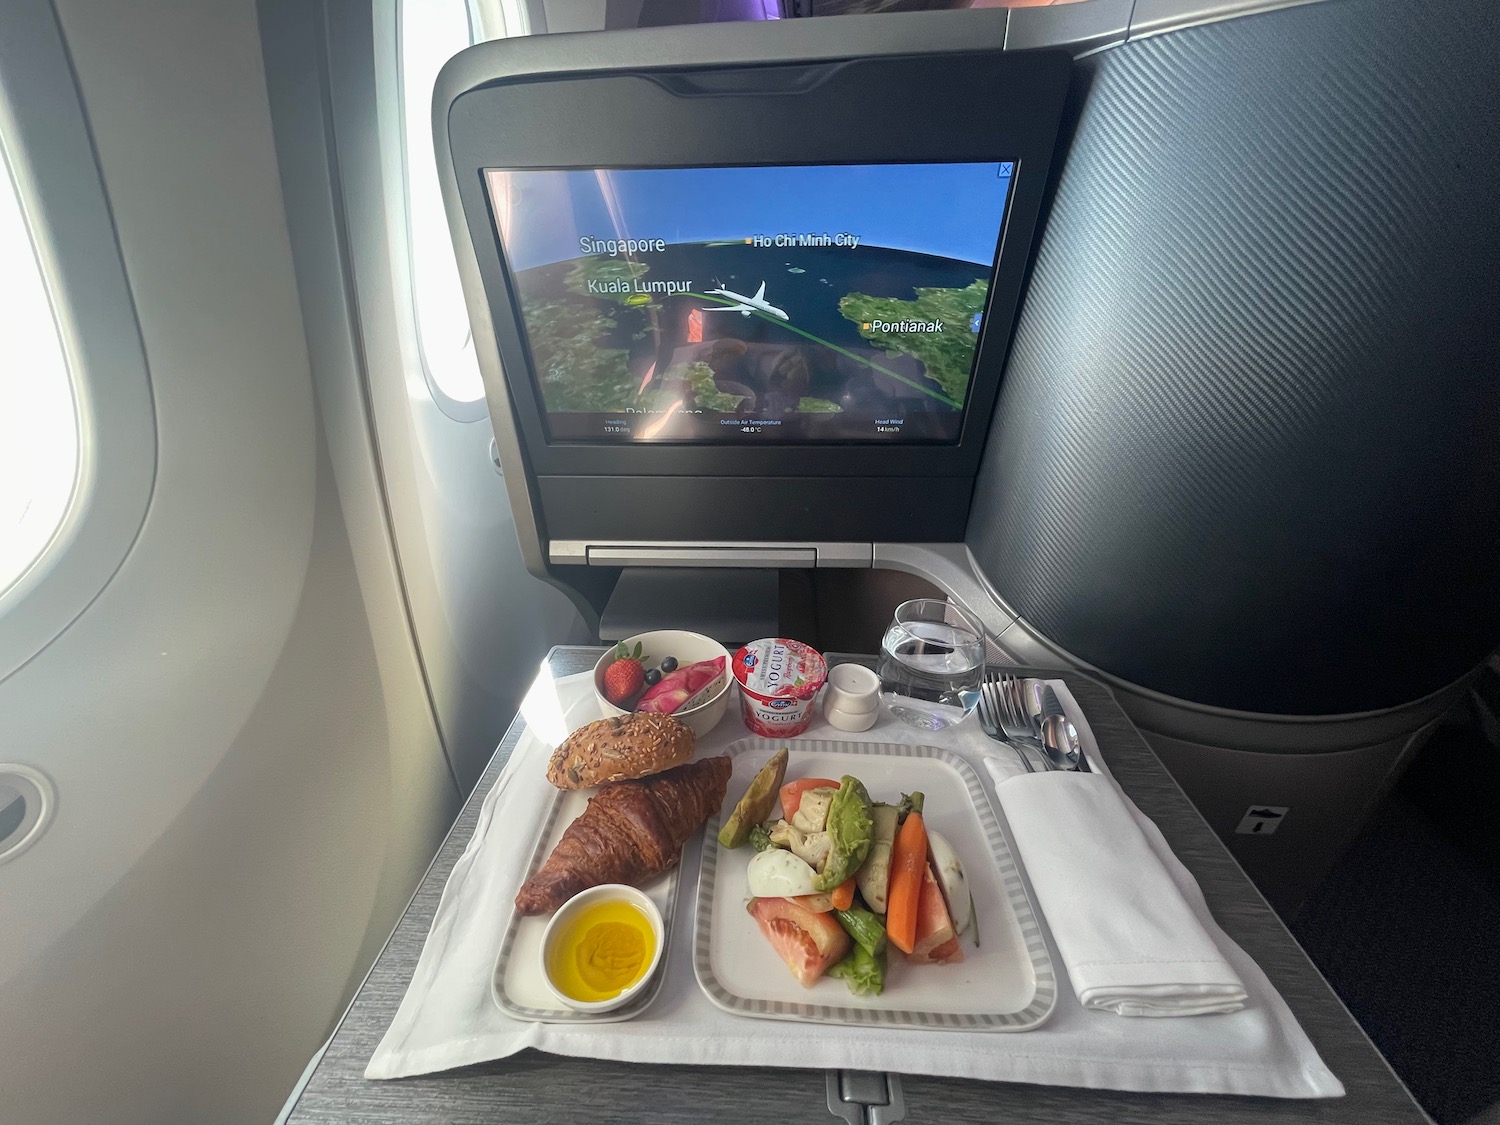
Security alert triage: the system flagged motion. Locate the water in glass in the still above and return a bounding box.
[878,601,985,731]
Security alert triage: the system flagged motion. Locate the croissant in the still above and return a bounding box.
[515,755,732,916]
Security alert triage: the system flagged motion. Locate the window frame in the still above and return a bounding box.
[392,0,490,420]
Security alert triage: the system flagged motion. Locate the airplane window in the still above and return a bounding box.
[0,125,81,599]
[399,0,491,407]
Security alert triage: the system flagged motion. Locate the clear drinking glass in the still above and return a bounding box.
[877,598,987,731]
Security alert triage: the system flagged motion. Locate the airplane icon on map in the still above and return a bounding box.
[701,281,790,321]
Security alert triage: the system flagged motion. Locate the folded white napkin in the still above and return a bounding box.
[993,771,1249,1016]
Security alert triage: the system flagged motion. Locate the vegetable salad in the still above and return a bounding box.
[721,754,976,997]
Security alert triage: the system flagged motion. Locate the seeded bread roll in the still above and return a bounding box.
[545,712,695,789]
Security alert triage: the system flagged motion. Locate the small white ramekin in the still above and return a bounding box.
[823,663,880,715]
[824,698,879,732]
[539,884,665,1013]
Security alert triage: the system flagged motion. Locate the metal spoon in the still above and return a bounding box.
[1041,712,1090,773]
[1040,685,1090,772]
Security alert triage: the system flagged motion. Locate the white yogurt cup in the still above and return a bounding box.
[731,638,827,737]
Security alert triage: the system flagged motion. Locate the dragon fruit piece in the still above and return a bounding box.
[635,688,692,715]
[636,656,725,715]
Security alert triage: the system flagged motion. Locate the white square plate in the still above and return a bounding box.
[694,738,1056,1031]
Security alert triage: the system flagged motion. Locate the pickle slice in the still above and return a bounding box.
[717,747,791,849]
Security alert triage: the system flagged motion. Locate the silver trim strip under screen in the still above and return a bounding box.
[550,541,872,568]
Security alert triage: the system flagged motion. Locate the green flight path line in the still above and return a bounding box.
[688,291,963,409]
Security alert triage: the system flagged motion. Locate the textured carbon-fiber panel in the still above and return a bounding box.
[968,0,1500,715]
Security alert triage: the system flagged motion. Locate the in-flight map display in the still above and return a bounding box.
[485,162,1015,444]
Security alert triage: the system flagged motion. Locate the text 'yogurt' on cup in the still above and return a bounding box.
[732,638,828,737]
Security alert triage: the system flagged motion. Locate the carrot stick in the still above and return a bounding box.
[831,876,857,912]
[885,811,928,954]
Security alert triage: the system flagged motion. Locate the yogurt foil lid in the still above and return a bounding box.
[732,638,827,701]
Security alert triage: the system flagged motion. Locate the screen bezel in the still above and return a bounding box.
[486,159,1018,448]
[449,48,1071,479]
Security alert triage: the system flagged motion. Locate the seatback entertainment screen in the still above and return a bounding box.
[486,162,1015,443]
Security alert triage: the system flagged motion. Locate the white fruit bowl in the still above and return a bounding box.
[592,629,732,738]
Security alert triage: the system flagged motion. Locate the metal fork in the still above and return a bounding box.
[995,673,1035,740]
[976,677,1035,772]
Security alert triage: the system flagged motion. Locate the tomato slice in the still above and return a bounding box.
[920,936,965,964]
[748,897,851,987]
[778,777,840,820]
[906,864,964,964]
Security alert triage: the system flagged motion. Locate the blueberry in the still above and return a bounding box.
[644,668,662,686]
[660,656,678,673]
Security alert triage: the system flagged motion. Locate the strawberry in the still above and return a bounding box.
[603,641,646,707]
[604,660,644,706]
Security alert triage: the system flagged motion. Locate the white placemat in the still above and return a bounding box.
[366,668,1342,1098]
